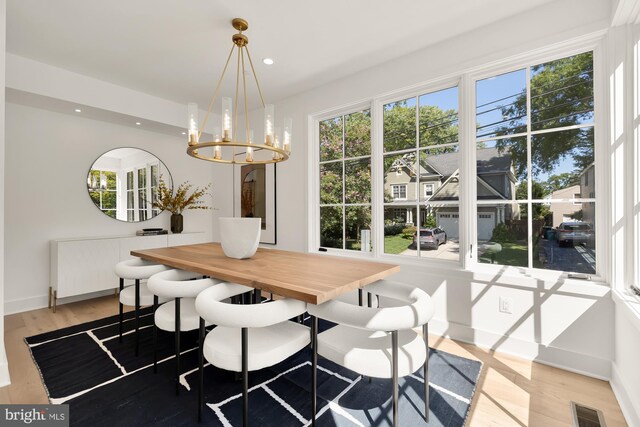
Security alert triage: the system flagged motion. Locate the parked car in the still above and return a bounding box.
[413,228,447,249]
[556,222,593,247]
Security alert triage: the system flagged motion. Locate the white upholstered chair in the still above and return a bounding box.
[114,258,170,356]
[147,269,221,395]
[307,280,435,427]
[195,282,310,426]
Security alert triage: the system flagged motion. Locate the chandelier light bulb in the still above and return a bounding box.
[264,104,274,146]
[222,97,233,141]
[187,102,199,145]
[246,130,254,162]
[283,117,292,153]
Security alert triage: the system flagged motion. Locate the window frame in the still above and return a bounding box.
[312,102,374,256]
[424,183,434,198]
[308,35,607,283]
[391,184,407,201]
[466,46,603,280]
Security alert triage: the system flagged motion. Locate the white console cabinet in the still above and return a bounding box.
[50,232,209,310]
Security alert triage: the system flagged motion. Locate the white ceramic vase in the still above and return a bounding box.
[219,217,261,259]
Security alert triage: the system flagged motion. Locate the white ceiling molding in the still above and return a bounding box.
[612,0,640,25]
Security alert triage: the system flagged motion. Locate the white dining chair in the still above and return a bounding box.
[114,258,171,356]
[195,282,310,426]
[147,269,221,395]
[307,280,435,427]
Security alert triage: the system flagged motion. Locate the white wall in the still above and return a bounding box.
[214,0,617,379]
[4,102,215,313]
[613,297,640,426]
[0,0,10,387]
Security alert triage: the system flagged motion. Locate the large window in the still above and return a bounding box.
[382,86,459,259]
[319,109,372,251]
[313,49,598,277]
[475,51,595,274]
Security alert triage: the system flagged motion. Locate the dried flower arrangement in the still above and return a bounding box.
[152,178,212,215]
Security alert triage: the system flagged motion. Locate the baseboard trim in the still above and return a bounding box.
[5,289,117,315]
[611,363,640,427]
[428,318,612,380]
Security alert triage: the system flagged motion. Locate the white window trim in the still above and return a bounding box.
[307,32,608,284]
[424,183,434,198]
[391,184,407,201]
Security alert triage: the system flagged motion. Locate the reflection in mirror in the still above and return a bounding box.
[240,164,266,229]
[87,148,172,222]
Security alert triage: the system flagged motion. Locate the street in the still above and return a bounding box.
[537,238,596,274]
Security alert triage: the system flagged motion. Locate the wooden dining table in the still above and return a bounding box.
[131,242,400,304]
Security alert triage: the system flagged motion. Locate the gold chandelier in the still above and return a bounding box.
[186,18,291,165]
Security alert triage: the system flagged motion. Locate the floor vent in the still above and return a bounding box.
[571,401,606,427]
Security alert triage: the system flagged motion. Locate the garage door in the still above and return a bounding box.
[437,213,459,239]
[477,213,495,241]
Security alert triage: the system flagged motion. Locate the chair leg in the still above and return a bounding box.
[311,315,318,426]
[135,279,140,357]
[253,289,261,304]
[242,327,249,427]
[198,317,205,423]
[423,323,429,422]
[358,288,363,306]
[118,278,124,343]
[153,295,159,373]
[392,330,398,427]
[175,297,181,396]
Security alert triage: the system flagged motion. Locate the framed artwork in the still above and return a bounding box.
[234,163,277,244]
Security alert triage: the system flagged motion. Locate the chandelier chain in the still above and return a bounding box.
[241,47,250,145]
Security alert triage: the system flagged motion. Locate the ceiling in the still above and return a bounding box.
[8,0,559,111]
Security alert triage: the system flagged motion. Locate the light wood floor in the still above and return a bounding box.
[0,296,629,426]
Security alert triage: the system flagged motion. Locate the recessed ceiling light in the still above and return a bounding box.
[262,58,274,65]
[135,122,141,126]
[74,108,82,113]
[182,132,186,135]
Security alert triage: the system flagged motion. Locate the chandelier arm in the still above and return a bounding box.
[244,47,266,109]
[199,43,236,140]
[233,41,242,145]
[241,47,250,146]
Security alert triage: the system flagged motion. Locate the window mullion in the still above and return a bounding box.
[526,65,533,269]
[342,117,346,250]
[371,100,383,258]
[460,74,475,268]
[415,95,421,258]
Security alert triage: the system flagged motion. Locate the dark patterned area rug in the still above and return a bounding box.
[26,308,482,426]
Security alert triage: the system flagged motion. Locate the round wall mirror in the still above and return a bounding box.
[87,148,172,222]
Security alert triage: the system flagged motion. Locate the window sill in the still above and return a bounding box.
[312,247,609,292]
[612,289,640,334]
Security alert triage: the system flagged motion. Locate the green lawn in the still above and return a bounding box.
[384,234,411,254]
[478,241,528,267]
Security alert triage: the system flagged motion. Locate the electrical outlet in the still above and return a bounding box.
[499,296,513,314]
